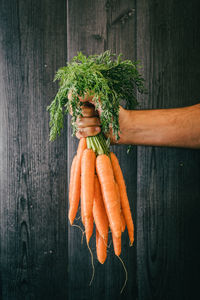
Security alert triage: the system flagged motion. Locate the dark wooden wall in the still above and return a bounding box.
[137,1,200,299]
[0,0,200,299]
[0,0,68,299]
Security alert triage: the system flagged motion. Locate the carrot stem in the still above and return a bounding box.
[86,133,109,155]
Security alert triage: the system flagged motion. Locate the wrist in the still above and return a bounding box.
[118,107,135,144]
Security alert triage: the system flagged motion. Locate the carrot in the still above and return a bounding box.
[93,175,109,239]
[115,181,126,233]
[120,212,126,233]
[96,154,121,239]
[96,228,108,264]
[68,138,87,225]
[80,172,85,226]
[110,152,134,245]
[80,192,85,226]
[85,215,94,244]
[69,155,77,205]
[112,233,121,256]
[111,182,122,256]
[81,148,96,243]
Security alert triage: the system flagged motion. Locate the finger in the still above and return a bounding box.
[69,102,96,117]
[76,126,101,138]
[81,104,98,117]
[79,93,102,115]
[77,116,100,128]
[82,99,102,116]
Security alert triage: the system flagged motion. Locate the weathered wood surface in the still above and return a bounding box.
[0,0,68,299]
[67,1,137,299]
[0,0,200,299]
[137,0,200,299]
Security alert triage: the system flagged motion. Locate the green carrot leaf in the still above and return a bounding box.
[47,51,145,141]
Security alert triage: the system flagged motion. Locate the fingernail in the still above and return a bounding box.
[95,127,100,132]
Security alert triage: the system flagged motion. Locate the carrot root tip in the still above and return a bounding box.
[129,240,134,247]
[87,242,95,286]
[69,219,74,225]
[117,255,128,294]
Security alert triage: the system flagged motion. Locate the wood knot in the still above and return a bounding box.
[105,0,113,10]
[20,196,26,211]
[120,9,135,24]
[92,34,103,41]
[111,8,135,26]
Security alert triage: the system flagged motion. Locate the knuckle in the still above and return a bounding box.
[76,115,82,122]
[94,117,100,125]
[76,120,83,127]
[76,117,84,127]
[77,120,86,128]
[78,128,87,137]
[76,132,81,139]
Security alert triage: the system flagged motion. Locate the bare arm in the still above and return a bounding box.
[76,102,200,149]
[118,104,200,148]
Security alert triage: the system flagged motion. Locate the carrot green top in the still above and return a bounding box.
[47,51,145,142]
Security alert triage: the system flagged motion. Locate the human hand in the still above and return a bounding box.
[68,92,130,144]
[75,102,101,139]
[68,91,101,138]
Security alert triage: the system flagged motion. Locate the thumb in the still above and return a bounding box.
[79,92,102,116]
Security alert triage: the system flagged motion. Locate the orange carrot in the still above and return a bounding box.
[93,175,109,239]
[80,171,85,226]
[121,212,126,233]
[80,192,85,226]
[115,181,126,233]
[112,233,121,256]
[85,215,94,244]
[81,148,96,243]
[96,154,121,239]
[69,155,77,205]
[110,152,134,245]
[112,182,122,256]
[96,228,108,264]
[68,138,87,225]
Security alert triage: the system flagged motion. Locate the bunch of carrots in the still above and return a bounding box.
[47,51,144,292]
[68,134,134,265]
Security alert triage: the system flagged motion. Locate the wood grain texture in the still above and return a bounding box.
[0,0,68,299]
[67,2,106,300]
[1,0,200,299]
[136,0,200,299]
[67,0,137,299]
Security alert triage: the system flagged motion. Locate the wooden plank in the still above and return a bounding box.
[136,0,200,299]
[67,0,137,299]
[106,0,137,299]
[0,0,68,299]
[67,2,106,300]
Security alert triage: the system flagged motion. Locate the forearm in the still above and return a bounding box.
[118,104,200,149]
